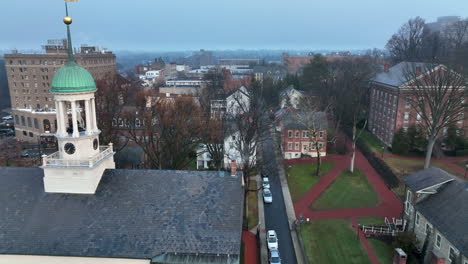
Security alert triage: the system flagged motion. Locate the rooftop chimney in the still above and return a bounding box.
[415,66,422,75]
[230,160,237,177]
[384,64,390,72]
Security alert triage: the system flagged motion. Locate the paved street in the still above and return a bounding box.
[260,125,297,264]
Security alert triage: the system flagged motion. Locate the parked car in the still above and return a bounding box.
[20,151,29,158]
[262,177,270,189]
[267,230,278,250]
[269,249,281,264]
[263,188,272,203]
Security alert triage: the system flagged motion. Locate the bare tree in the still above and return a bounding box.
[404,63,467,168]
[95,73,135,150]
[386,17,426,62]
[126,94,203,170]
[200,115,225,170]
[292,97,329,176]
[444,19,468,49]
[332,58,376,172]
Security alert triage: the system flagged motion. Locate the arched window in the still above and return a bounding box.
[43,119,51,132]
[34,118,39,129]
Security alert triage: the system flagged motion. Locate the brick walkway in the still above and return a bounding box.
[242,230,258,264]
[289,147,403,264]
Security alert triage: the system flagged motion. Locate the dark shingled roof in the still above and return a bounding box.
[282,111,328,130]
[0,167,243,259]
[371,62,433,87]
[413,178,468,256]
[403,167,454,192]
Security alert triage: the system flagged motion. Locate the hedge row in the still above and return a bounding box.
[345,128,400,189]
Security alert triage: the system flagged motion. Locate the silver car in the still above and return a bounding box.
[263,188,273,203]
[269,249,281,264]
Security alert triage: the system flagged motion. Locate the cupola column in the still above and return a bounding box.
[85,99,92,135]
[71,100,79,137]
[55,101,62,136]
[60,101,68,136]
[91,98,98,132]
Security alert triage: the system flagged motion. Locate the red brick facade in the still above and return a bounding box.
[282,128,327,159]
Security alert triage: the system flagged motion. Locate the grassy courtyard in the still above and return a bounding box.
[383,157,462,178]
[246,180,258,230]
[368,239,394,264]
[300,219,371,264]
[360,130,385,154]
[311,169,379,210]
[286,162,334,201]
[359,216,385,226]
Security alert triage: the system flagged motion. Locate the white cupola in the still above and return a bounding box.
[41,5,115,194]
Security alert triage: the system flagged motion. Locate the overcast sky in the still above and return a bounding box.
[1,0,467,52]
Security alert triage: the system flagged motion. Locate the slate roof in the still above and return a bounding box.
[0,167,243,259]
[282,111,328,130]
[403,167,454,192]
[279,85,304,96]
[413,177,468,256]
[371,62,433,87]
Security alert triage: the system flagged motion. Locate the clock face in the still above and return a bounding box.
[93,139,99,150]
[64,143,76,155]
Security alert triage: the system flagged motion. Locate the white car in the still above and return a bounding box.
[267,230,278,250]
[269,249,281,264]
[263,188,272,203]
[262,177,270,189]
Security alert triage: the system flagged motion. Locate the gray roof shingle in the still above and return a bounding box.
[282,111,328,130]
[0,167,243,259]
[371,62,433,87]
[403,167,454,192]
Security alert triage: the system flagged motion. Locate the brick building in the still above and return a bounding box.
[279,111,328,159]
[368,62,467,146]
[4,39,116,143]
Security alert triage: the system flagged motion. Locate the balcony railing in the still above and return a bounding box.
[43,145,113,168]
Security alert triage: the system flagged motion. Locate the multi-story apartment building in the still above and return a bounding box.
[403,167,468,264]
[368,62,467,146]
[4,39,116,143]
[279,111,328,159]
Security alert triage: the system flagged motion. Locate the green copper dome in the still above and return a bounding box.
[50,61,96,93]
[50,5,96,94]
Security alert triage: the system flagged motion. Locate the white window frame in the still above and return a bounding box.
[288,142,293,150]
[435,233,442,248]
[302,131,307,138]
[405,190,412,215]
[415,213,420,226]
[403,112,409,122]
[295,131,300,138]
[295,142,300,150]
[319,131,324,138]
[288,130,292,138]
[448,247,457,263]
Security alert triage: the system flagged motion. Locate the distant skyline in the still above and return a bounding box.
[1,0,467,52]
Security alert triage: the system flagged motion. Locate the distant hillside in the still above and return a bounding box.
[0,59,10,110]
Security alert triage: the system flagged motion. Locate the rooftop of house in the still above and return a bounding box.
[282,110,328,130]
[403,167,454,193]
[0,167,243,260]
[404,168,468,256]
[371,62,433,87]
[279,85,304,96]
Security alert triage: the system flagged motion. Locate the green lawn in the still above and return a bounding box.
[311,169,379,210]
[360,130,385,154]
[368,239,393,264]
[359,216,385,226]
[286,162,334,201]
[383,157,463,178]
[300,219,371,264]
[247,180,258,230]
